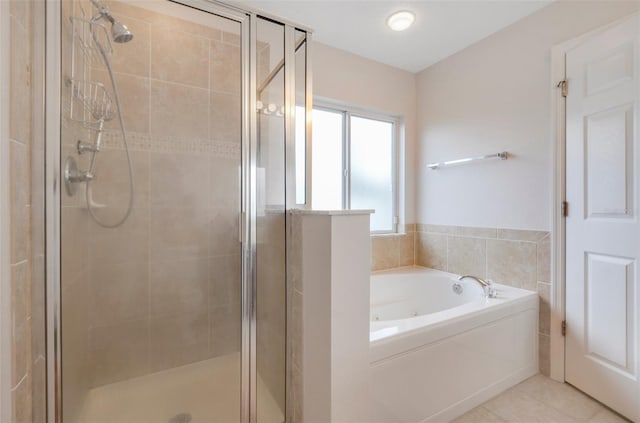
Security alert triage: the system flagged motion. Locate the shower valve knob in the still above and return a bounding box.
[67,171,94,183]
[77,140,100,154]
[64,156,94,196]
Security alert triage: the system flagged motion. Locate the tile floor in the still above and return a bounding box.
[453,374,631,423]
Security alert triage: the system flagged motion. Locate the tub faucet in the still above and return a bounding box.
[458,275,497,298]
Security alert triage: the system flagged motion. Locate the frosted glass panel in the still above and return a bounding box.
[350,116,393,231]
[312,109,343,209]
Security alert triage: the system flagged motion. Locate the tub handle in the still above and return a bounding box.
[485,283,497,299]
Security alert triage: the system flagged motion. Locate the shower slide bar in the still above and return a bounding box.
[427,151,508,170]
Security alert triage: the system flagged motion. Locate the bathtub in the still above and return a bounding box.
[369,266,538,422]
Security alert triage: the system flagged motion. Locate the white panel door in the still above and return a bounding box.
[565,14,640,421]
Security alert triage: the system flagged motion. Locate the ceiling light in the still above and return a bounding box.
[387,11,415,31]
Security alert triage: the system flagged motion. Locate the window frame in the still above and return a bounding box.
[312,102,400,234]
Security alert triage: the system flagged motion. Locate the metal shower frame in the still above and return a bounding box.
[43,0,312,421]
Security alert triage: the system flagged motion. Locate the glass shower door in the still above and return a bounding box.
[59,0,244,421]
[255,17,287,423]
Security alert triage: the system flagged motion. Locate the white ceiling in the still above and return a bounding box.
[234,0,553,73]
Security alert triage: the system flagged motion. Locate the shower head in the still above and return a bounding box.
[90,0,134,43]
[110,20,133,43]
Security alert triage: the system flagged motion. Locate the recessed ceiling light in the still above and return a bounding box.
[387,10,415,32]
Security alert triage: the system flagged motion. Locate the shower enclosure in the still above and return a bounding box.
[45,0,310,421]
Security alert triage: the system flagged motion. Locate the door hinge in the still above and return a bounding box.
[561,320,567,337]
[562,201,569,217]
[557,79,568,97]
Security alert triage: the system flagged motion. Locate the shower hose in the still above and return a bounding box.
[86,30,135,228]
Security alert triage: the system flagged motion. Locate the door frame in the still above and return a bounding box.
[550,11,640,382]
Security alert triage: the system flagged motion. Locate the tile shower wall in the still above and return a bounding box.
[9,0,33,412]
[61,1,242,405]
[8,0,47,421]
[372,224,551,376]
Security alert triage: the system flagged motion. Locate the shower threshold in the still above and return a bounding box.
[77,353,283,423]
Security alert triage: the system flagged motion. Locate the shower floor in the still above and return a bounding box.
[77,353,283,423]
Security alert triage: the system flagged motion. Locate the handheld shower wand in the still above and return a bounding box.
[85,0,135,228]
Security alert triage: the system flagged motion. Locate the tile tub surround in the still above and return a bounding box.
[371,223,551,375]
[414,225,550,288]
[371,224,416,271]
[417,224,551,375]
[60,1,243,411]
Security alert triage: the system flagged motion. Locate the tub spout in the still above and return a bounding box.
[458,275,497,298]
[458,275,490,287]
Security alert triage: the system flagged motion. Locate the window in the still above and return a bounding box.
[311,105,398,232]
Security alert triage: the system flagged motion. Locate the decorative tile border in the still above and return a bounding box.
[100,131,241,158]
[62,117,241,159]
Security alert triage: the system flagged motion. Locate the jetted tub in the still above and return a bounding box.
[369,266,538,422]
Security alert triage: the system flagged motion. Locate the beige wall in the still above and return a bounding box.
[416,0,640,230]
[313,42,417,226]
[312,2,640,242]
